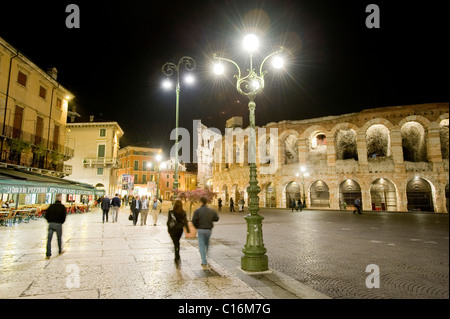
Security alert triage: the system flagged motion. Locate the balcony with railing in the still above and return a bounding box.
[83,157,119,167]
[0,123,74,177]
[1,124,74,159]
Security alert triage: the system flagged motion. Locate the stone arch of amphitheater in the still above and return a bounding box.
[198,103,449,213]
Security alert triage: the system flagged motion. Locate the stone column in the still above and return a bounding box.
[326,136,336,174]
[390,127,405,173]
[434,181,447,213]
[298,138,308,166]
[356,132,369,173]
[361,184,372,212]
[329,183,340,210]
[426,123,443,165]
[396,180,408,212]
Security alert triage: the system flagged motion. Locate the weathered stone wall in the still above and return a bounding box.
[199,103,449,213]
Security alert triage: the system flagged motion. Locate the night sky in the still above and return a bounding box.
[1,0,447,155]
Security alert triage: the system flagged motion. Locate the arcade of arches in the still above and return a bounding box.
[204,103,449,213]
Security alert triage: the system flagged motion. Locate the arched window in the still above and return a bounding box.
[265,182,277,208]
[310,181,330,208]
[366,124,391,158]
[335,129,358,160]
[370,178,397,211]
[222,185,229,204]
[285,182,300,208]
[339,180,362,208]
[401,122,427,162]
[406,178,434,212]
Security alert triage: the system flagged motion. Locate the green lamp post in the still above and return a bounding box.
[162,57,196,198]
[213,34,284,272]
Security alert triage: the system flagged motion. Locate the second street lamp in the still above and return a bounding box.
[213,34,284,272]
[162,56,196,198]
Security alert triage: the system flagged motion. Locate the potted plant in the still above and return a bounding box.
[7,138,31,162]
[32,144,47,166]
[50,152,63,164]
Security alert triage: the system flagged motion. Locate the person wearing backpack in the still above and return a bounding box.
[167,199,189,266]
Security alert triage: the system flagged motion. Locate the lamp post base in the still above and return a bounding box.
[241,213,269,272]
[241,255,269,272]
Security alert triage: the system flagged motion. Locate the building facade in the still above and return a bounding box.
[117,145,163,198]
[198,103,449,213]
[65,118,124,196]
[158,159,198,200]
[0,36,74,177]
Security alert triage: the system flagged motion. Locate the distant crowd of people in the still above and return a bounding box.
[43,192,220,269]
[43,191,363,268]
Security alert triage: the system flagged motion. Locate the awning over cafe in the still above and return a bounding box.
[0,167,105,196]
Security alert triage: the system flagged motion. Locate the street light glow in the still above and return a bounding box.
[156,154,162,162]
[272,56,284,69]
[243,34,259,52]
[251,79,260,90]
[214,63,224,75]
[162,79,172,89]
[185,74,194,84]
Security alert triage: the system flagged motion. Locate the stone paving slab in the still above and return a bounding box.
[0,208,329,300]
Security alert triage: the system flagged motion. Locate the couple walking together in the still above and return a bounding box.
[167,197,219,268]
[130,195,161,226]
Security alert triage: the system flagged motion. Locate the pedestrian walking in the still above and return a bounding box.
[353,197,362,214]
[150,197,161,226]
[45,194,66,259]
[217,198,222,211]
[140,195,149,226]
[101,195,111,223]
[192,196,219,268]
[297,199,303,212]
[111,193,121,223]
[229,197,235,212]
[291,198,296,212]
[238,198,245,212]
[167,199,190,267]
[130,195,141,225]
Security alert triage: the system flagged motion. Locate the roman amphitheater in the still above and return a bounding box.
[197,102,449,213]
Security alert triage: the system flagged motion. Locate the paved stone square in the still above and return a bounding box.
[0,207,327,299]
[210,207,449,299]
[1,206,448,299]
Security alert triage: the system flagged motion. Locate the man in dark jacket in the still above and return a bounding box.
[130,195,141,226]
[111,194,121,223]
[101,195,111,223]
[45,194,67,259]
[192,197,219,268]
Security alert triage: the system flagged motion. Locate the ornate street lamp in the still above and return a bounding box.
[213,34,284,272]
[162,57,196,198]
